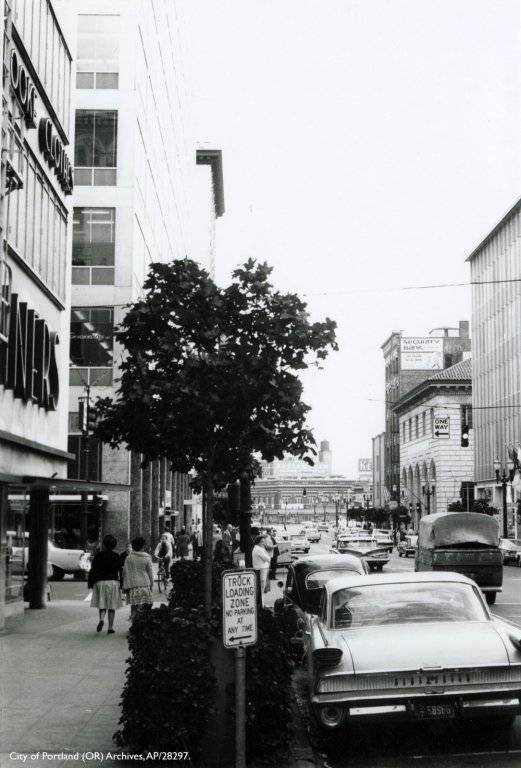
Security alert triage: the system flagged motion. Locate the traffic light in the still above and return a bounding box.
[461,424,469,448]
[416,502,421,513]
[302,488,307,496]
[86,403,97,435]
[78,398,88,434]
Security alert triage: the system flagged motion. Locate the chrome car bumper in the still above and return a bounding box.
[311,690,521,728]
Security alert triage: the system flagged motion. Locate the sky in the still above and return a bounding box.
[181,0,521,477]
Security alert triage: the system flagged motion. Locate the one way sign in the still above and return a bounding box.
[434,415,450,438]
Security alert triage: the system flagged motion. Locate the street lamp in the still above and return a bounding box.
[312,496,317,523]
[333,494,340,528]
[422,480,436,515]
[494,457,515,539]
[322,496,328,523]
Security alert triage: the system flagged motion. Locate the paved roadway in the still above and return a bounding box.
[50,532,521,767]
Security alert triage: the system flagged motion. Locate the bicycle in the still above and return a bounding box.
[156,557,169,592]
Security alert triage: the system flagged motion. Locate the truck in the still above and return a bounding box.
[415,512,503,605]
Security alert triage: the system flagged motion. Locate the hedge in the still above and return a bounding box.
[114,603,215,759]
[116,561,294,764]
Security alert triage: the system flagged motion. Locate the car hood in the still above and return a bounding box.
[338,622,510,673]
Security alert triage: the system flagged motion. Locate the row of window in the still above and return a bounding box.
[402,406,473,443]
[70,307,114,387]
[6,127,68,301]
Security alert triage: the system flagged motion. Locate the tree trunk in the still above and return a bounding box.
[203,475,214,617]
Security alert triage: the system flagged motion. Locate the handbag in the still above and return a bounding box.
[264,579,271,594]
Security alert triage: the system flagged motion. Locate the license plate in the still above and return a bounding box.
[415,703,455,720]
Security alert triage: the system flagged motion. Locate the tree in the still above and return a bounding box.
[94,258,337,613]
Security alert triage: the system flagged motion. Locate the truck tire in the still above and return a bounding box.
[485,592,497,605]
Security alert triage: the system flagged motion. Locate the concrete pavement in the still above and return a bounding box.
[0,599,131,768]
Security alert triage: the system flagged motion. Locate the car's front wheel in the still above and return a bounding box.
[51,565,65,581]
[485,592,497,605]
[73,571,87,581]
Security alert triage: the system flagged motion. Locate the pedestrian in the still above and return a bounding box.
[88,534,123,634]
[122,536,154,620]
[252,535,272,603]
[222,523,234,563]
[176,527,190,560]
[163,526,176,550]
[154,533,174,578]
[268,528,279,580]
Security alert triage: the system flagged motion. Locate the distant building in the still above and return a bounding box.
[381,321,471,504]
[372,434,386,508]
[261,440,333,479]
[393,358,473,529]
[467,197,521,531]
[251,476,372,518]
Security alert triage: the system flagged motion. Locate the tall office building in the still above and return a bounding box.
[57,0,224,546]
[467,198,521,528]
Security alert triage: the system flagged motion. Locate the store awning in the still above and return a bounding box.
[20,476,130,493]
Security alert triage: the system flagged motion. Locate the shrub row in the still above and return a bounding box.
[115,560,294,764]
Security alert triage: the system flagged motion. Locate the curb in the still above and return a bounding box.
[288,670,320,768]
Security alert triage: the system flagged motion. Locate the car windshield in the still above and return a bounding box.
[331,582,487,629]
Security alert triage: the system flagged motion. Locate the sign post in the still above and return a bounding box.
[222,569,258,768]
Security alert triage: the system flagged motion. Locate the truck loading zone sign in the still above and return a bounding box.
[222,570,258,648]
[434,415,450,438]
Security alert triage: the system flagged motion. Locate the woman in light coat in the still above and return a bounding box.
[122,536,154,619]
[252,535,272,602]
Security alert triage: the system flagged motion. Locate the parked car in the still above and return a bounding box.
[274,554,368,655]
[49,541,90,580]
[331,535,390,571]
[306,571,521,731]
[416,512,503,605]
[289,533,310,555]
[398,534,418,558]
[499,538,521,565]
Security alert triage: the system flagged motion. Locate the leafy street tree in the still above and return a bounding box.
[94,258,338,613]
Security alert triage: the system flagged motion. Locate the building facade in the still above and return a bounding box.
[0,0,74,627]
[371,433,385,508]
[260,440,333,479]
[58,0,223,547]
[381,321,471,503]
[467,197,521,527]
[394,358,473,529]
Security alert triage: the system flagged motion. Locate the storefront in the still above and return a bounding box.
[0,0,74,629]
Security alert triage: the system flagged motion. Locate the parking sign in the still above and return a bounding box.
[222,570,258,649]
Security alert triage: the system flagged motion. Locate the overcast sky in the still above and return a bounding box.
[181,0,521,477]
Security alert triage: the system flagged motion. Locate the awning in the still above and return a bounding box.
[20,476,130,493]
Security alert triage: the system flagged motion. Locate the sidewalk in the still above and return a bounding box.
[0,599,131,768]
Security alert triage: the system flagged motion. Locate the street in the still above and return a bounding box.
[289,530,521,768]
[48,533,521,767]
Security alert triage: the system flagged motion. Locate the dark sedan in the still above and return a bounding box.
[274,554,368,657]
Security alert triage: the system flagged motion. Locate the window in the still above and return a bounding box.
[74,110,117,185]
[415,415,419,439]
[70,307,114,386]
[72,208,115,284]
[408,418,412,441]
[76,15,119,89]
[422,411,426,436]
[6,137,68,301]
[402,422,406,443]
[430,408,434,435]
